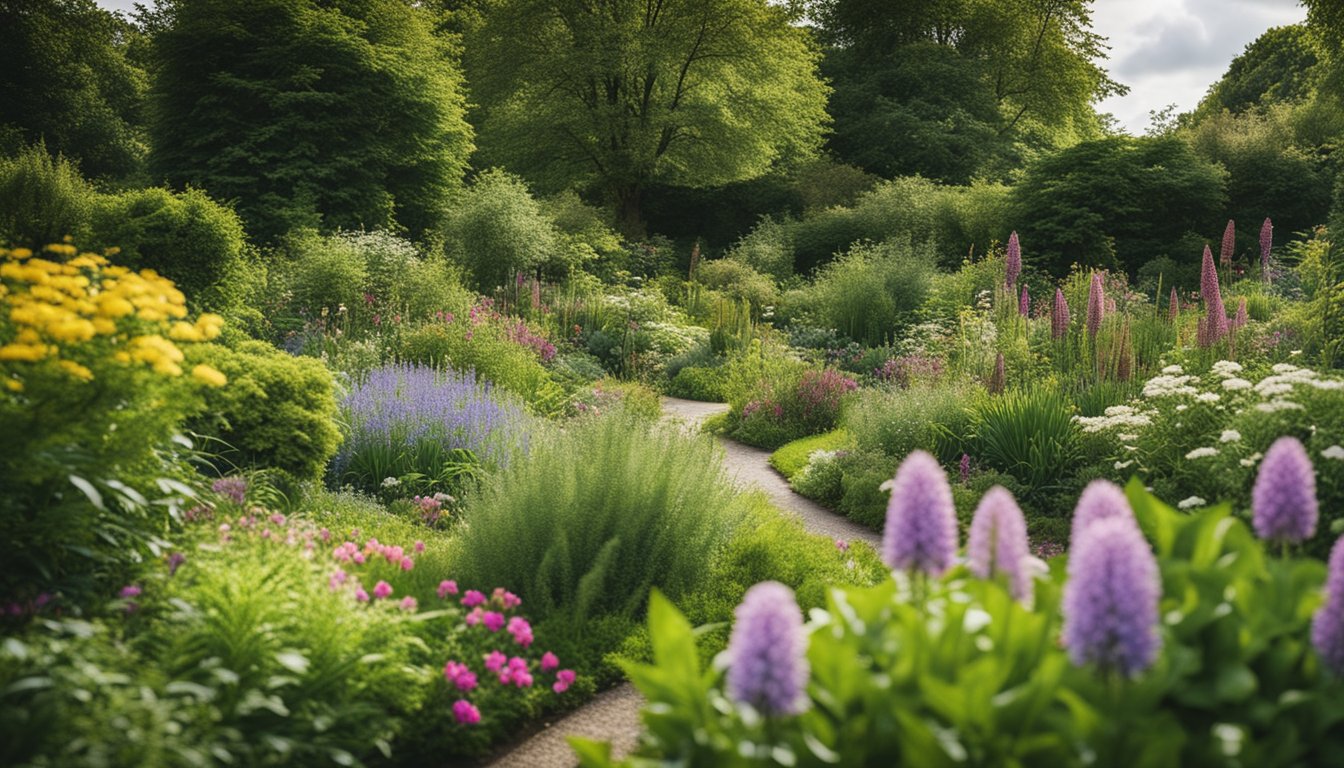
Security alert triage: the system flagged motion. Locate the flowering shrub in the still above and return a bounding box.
[580,481,1344,767]
[0,244,227,599]
[331,363,529,500]
[732,364,857,449]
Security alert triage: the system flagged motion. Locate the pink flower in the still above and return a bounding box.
[437,580,459,599]
[540,652,559,672]
[482,611,506,632]
[462,590,486,607]
[834,538,849,553]
[465,608,483,627]
[553,669,576,694]
[399,596,418,612]
[329,570,347,591]
[484,651,507,672]
[452,699,481,725]
[444,661,478,691]
[400,556,415,571]
[373,581,393,600]
[507,616,534,646]
[493,588,522,609]
[414,540,425,553]
[354,587,370,602]
[119,585,142,599]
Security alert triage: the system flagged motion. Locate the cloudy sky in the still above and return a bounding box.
[1093,0,1307,133]
[95,0,1306,135]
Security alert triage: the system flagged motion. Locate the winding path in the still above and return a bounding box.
[486,398,880,767]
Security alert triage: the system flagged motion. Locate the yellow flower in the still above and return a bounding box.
[192,364,227,388]
[58,360,94,381]
[0,343,48,362]
[49,318,97,344]
[43,243,77,257]
[152,360,183,376]
[96,295,136,319]
[9,248,33,259]
[4,378,22,392]
[169,321,203,342]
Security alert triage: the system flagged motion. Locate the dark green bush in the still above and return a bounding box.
[185,340,340,483]
[0,144,94,249]
[666,365,727,401]
[693,259,778,311]
[969,388,1082,503]
[798,239,936,346]
[442,169,558,291]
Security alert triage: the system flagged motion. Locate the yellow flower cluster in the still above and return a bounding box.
[0,243,228,392]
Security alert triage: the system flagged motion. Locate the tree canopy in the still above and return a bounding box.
[465,0,830,237]
[148,0,474,242]
[1193,25,1320,119]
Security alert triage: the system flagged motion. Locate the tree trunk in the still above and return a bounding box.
[615,183,646,241]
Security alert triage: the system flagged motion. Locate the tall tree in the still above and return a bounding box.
[1192,25,1320,119]
[148,0,474,242]
[465,0,830,237]
[0,0,147,183]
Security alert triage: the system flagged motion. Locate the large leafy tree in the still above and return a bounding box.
[813,0,1123,180]
[0,0,147,183]
[1192,25,1320,119]
[148,0,474,242]
[465,0,830,237]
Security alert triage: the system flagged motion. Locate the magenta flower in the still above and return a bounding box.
[119,585,142,599]
[1260,217,1273,283]
[484,650,507,672]
[399,556,414,571]
[1019,283,1030,317]
[1051,289,1071,339]
[482,611,505,632]
[465,608,482,626]
[724,582,809,716]
[461,589,486,607]
[452,699,481,725]
[553,669,576,694]
[444,661,478,691]
[1200,245,1228,345]
[1005,231,1022,290]
[540,652,559,672]
[881,450,958,576]
[1252,436,1318,545]
[328,570,347,592]
[1232,297,1248,330]
[959,453,971,484]
[437,580,459,598]
[1311,536,1344,675]
[399,596,418,612]
[507,616,534,646]
[414,540,425,553]
[354,587,370,602]
[1062,517,1162,676]
[372,580,393,600]
[967,486,1033,602]
[1220,219,1235,269]
[211,476,247,504]
[1070,479,1134,545]
[1085,272,1104,338]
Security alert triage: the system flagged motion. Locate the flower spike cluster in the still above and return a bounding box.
[881,450,958,576]
[967,486,1033,602]
[725,581,809,716]
[1252,436,1317,545]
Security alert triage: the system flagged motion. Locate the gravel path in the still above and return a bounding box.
[486,398,879,767]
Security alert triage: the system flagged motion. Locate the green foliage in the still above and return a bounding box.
[442,169,559,291]
[1193,25,1321,117]
[727,215,797,281]
[396,322,564,414]
[0,0,146,181]
[0,145,94,249]
[466,0,829,236]
[843,381,982,465]
[798,239,935,345]
[89,186,247,310]
[1013,136,1228,276]
[666,365,728,402]
[583,484,1344,768]
[769,428,851,480]
[185,340,341,483]
[149,0,473,241]
[452,412,738,621]
[970,387,1081,503]
[693,260,777,314]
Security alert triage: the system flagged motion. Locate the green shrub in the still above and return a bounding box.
[835,448,894,528]
[442,169,558,291]
[0,144,94,249]
[969,387,1081,503]
[452,412,738,621]
[843,381,982,465]
[693,259,777,312]
[798,239,935,346]
[726,215,795,281]
[666,365,728,401]
[789,447,847,506]
[278,230,370,318]
[185,340,341,483]
[90,186,247,309]
[396,321,565,414]
[769,428,851,479]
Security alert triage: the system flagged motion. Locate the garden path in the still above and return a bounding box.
[486,398,880,767]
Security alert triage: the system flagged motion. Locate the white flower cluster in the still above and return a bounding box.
[1222,377,1252,391]
[1185,447,1219,460]
[1195,392,1221,403]
[1161,364,1185,375]
[1254,364,1344,397]
[1143,374,1199,399]
[1074,404,1153,434]
[1211,360,1243,377]
[1240,451,1263,468]
[1219,430,1242,443]
[1177,496,1206,510]
[1323,445,1344,461]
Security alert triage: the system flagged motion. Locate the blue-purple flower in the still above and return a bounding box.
[1252,436,1317,545]
[967,486,1033,602]
[1062,517,1162,676]
[1312,536,1344,675]
[1070,479,1134,545]
[881,451,958,575]
[725,581,809,716]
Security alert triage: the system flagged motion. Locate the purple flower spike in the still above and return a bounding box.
[1200,245,1228,346]
[1260,218,1273,284]
[1232,297,1248,330]
[1070,479,1134,545]
[959,453,971,484]
[1051,288,1070,339]
[881,451,958,575]
[1220,219,1235,269]
[1019,284,1030,318]
[968,486,1033,602]
[1168,287,1179,322]
[1005,231,1021,290]
[1062,517,1162,677]
[1312,536,1344,675]
[1252,436,1318,545]
[1085,272,1105,338]
[726,581,809,716]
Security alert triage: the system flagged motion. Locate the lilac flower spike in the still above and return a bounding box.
[968,486,1033,602]
[725,581,809,716]
[1019,284,1030,318]
[1199,245,1228,346]
[1062,517,1162,677]
[1220,219,1235,269]
[1005,231,1022,290]
[1232,297,1248,330]
[1070,479,1135,545]
[1312,536,1344,675]
[1252,436,1318,545]
[1168,287,1179,322]
[881,450,958,576]
[1260,218,1273,284]
[1085,272,1104,338]
[1051,288,1070,339]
